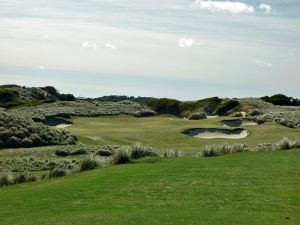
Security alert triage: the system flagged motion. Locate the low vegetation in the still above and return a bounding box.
[1,137,299,188]
[201,137,300,157]
[9,100,156,122]
[0,143,158,187]
[0,85,75,108]
[0,111,76,148]
[213,99,240,116]
[261,94,300,106]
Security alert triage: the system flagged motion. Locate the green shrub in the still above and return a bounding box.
[59,94,76,101]
[261,94,299,106]
[80,158,98,171]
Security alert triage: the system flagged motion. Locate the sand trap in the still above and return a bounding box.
[221,119,257,127]
[206,115,219,119]
[55,124,72,129]
[183,128,248,139]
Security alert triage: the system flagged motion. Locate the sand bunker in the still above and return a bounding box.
[221,118,257,127]
[55,124,72,129]
[36,116,74,128]
[183,128,248,139]
[206,115,219,119]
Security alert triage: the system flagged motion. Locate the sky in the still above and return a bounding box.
[0,0,299,100]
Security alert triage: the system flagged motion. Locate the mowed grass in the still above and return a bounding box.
[0,150,299,225]
[68,115,300,154]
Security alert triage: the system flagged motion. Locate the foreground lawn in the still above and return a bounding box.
[68,115,300,154]
[0,150,299,225]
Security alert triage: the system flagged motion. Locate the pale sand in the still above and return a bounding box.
[241,112,246,117]
[55,124,72,129]
[184,128,248,139]
[206,115,219,119]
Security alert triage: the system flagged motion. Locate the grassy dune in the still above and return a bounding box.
[68,115,300,154]
[0,150,299,225]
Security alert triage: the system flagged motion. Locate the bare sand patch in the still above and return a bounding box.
[206,115,219,119]
[183,128,248,139]
[55,124,72,129]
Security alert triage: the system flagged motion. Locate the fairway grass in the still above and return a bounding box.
[0,150,299,225]
[67,115,300,154]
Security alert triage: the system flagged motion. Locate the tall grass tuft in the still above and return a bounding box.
[201,138,300,157]
[0,173,13,187]
[49,168,67,178]
[113,147,131,164]
[80,158,98,171]
[278,137,292,150]
[130,143,158,159]
[162,149,184,158]
[13,173,38,184]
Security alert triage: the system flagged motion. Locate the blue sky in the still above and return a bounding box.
[0,0,299,100]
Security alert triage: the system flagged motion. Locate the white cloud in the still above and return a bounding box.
[255,60,272,68]
[259,3,272,14]
[194,1,255,14]
[178,38,195,48]
[105,43,117,50]
[43,35,49,39]
[82,41,97,50]
[39,66,46,70]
